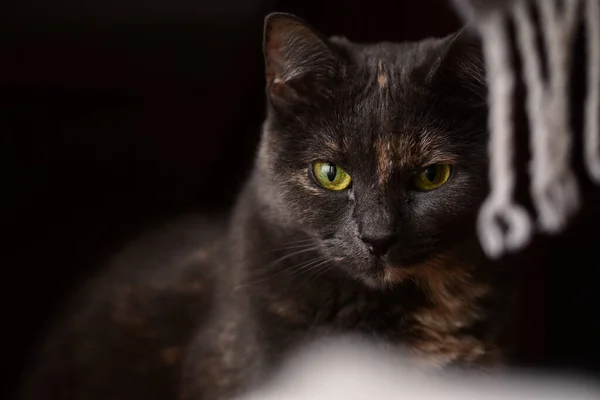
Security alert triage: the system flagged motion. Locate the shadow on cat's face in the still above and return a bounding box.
[259,13,489,288]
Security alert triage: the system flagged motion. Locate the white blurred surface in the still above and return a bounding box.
[236,336,600,400]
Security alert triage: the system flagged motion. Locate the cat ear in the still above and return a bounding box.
[263,13,339,104]
[427,28,487,106]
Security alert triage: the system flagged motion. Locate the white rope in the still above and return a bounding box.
[530,0,581,232]
[477,11,532,259]
[512,0,563,231]
[460,0,597,258]
[585,0,600,183]
[511,0,548,241]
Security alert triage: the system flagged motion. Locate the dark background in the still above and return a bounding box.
[1,0,598,398]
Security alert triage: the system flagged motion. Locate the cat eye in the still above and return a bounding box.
[411,164,452,191]
[312,162,352,191]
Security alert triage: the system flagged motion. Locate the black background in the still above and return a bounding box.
[2,0,598,398]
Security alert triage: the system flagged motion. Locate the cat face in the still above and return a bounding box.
[259,13,489,288]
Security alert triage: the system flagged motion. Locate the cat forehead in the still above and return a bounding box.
[316,121,452,165]
[326,43,445,114]
[300,89,471,173]
[322,40,458,142]
[334,37,445,75]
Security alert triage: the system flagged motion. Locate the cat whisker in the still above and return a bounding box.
[261,243,319,254]
[238,239,317,262]
[294,254,351,284]
[291,258,331,282]
[289,257,329,280]
[261,246,321,271]
[235,247,321,289]
[249,253,328,286]
[261,238,315,251]
[305,261,335,284]
[236,241,318,265]
[269,255,327,282]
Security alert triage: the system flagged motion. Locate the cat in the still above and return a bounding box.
[18,12,521,400]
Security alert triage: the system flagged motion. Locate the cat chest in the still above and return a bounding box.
[260,285,499,367]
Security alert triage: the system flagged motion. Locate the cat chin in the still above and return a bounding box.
[352,267,401,291]
[349,260,420,290]
[360,277,394,291]
[328,249,429,290]
[356,275,405,291]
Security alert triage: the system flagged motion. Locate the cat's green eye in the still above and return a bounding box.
[412,164,452,191]
[312,162,352,191]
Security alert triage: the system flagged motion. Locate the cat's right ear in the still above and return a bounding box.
[426,28,487,107]
[263,13,339,105]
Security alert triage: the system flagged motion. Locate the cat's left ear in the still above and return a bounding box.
[427,27,487,106]
[263,13,340,105]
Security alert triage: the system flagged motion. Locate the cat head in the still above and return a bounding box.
[257,13,488,288]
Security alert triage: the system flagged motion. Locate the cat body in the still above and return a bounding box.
[19,13,519,400]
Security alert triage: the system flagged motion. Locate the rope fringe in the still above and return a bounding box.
[461,0,598,258]
[531,0,581,232]
[477,11,532,258]
[585,0,600,183]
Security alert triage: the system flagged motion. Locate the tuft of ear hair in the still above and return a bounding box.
[427,28,487,107]
[263,13,340,105]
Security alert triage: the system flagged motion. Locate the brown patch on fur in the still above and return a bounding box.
[385,245,501,367]
[161,346,183,366]
[218,316,241,368]
[190,249,210,262]
[409,335,500,368]
[180,280,205,295]
[377,74,388,89]
[183,316,242,399]
[111,285,145,327]
[374,136,394,187]
[322,137,342,155]
[394,129,461,169]
[394,134,429,168]
[377,60,388,89]
[267,299,311,326]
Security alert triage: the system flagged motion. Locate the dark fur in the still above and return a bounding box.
[18,13,519,400]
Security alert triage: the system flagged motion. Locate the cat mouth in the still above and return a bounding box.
[357,263,418,289]
[381,250,433,269]
[357,266,407,289]
[357,252,437,288]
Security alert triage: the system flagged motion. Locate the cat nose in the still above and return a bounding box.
[359,233,398,256]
